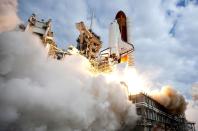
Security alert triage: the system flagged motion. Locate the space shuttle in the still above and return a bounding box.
[108,11,134,66]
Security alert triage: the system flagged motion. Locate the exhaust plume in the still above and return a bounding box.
[0,31,138,131]
[0,0,20,32]
[151,85,187,114]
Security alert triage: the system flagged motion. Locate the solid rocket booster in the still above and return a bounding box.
[108,20,120,56]
[126,17,133,44]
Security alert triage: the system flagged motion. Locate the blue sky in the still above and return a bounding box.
[18,0,198,98]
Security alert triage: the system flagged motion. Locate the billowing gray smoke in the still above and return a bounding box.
[0,31,138,131]
[0,0,20,32]
[151,85,188,114]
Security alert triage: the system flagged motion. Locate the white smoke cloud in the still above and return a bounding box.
[185,101,198,130]
[0,0,20,32]
[0,31,138,131]
[151,85,187,114]
[185,83,198,130]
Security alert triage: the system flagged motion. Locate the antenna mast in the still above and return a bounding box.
[90,11,94,30]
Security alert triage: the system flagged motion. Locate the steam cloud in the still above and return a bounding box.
[185,101,198,130]
[192,83,198,100]
[151,85,187,114]
[0,0,20,32]
[185,83,198,130]
[0,31,137,131]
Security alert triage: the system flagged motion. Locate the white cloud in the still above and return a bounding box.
[186,101,198,130]
[0,0,20,32]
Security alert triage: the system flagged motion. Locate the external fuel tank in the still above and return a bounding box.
[115,11,128,42]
